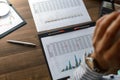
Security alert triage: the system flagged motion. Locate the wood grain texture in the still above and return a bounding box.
[0,0,100,80]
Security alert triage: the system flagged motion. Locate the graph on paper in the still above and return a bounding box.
[0,2,26,39]
[61,55,81,72]
[41,27,95,80]
[33,0,82,13]
[29,0,91,32]
[0,7,23,34]
[32,0,83,23]
[46,34,93,58]
[0,12,15,27]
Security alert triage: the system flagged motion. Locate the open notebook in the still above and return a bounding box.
[28,0,91,33]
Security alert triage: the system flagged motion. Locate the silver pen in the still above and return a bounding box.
[7,40,37,47]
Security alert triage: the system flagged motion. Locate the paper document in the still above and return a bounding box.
[28,0,91,32]
[0,0,26,38]
[41,27,94,80]
[0,7,23,35]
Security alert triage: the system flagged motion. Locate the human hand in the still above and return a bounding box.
[91,11,120,73]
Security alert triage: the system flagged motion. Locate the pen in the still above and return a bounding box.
[45,22,95,36]
[74,24,90,30]
[48,30,65,35]
[7,40,37,47]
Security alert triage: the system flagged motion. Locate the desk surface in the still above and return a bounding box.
[0,0,101,80]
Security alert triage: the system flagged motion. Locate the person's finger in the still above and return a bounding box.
[93,12,119,44]
[93,15,107,39]
[105,38,120,63]
[107,38,120,73]
[99,14,120,52]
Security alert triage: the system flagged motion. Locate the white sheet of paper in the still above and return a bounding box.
[29,0,91,32]
[0,0,7,3]
[0,4,24,35]
[41,27,94,80]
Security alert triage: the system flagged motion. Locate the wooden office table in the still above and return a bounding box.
[0,0,101,80]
